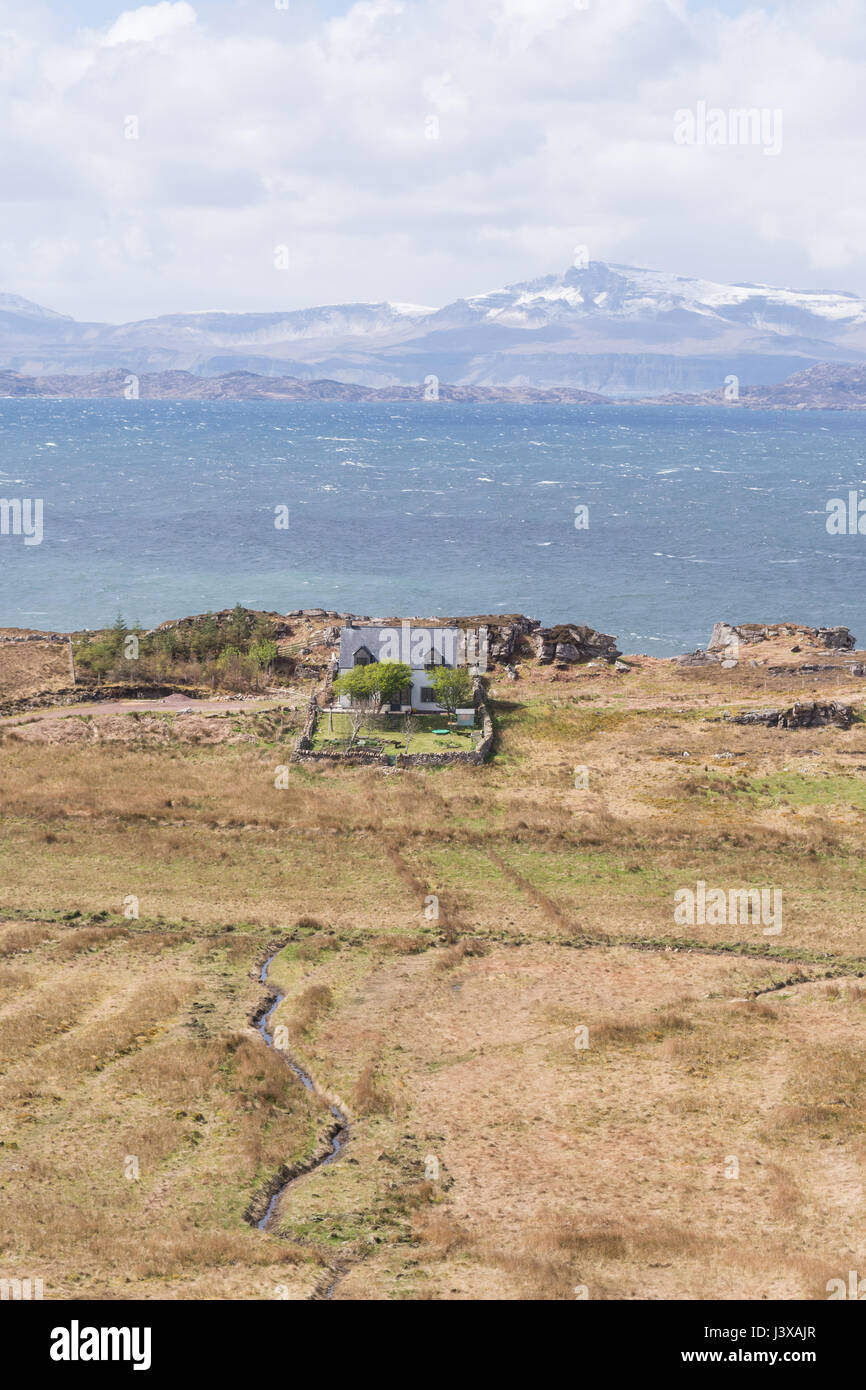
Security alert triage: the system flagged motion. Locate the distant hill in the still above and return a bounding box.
[4,361,866,409]
[2,260,866,396]
[647,363,866,410]
[0,368,607,404]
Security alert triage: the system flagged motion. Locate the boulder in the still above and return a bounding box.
[487,616,540,664]
[730,701,853,729]
[555,642,582,664]
[816,627,855,650]
[728,708,781,726]
[675,650,720,667]
[536,623,620,665]
[779,700,853,729]
[707,622,742,654]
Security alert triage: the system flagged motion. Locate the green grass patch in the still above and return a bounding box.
[311,711,479,755]
[686,769,866,812]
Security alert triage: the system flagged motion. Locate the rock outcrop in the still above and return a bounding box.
[729,701,854,729]
[485,616,540,665]
[707,622,855,652]
[534,624,621,666]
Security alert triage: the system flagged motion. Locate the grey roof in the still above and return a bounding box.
[339,623,462,669]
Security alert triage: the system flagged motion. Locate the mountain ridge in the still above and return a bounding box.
[3,261,866,395]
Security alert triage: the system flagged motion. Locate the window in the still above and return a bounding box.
[353,646,374,667]
[420,687,436,703]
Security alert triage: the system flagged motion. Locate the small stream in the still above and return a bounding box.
[253,950,350,1233]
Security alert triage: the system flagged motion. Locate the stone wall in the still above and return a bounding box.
[296,748,386,764]
[291,689,494,767]
[291,694,320,756]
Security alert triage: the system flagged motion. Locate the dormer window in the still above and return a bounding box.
[353,646,375,667]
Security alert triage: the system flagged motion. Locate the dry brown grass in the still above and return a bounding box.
[351,1058,392,1115]
[288,983,333,1039]
[53,925,131,957]
[4,649,866,1299]
[0,918,327,1298]
[0,923,55,957]
[588,1008,693,1048]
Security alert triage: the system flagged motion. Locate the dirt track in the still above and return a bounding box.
[0,694,286,726]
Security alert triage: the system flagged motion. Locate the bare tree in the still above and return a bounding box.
[347,705,366,749]
[400,712,418,754]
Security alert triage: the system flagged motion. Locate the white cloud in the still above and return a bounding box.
[103,2,196,47]
[0,0,864,319]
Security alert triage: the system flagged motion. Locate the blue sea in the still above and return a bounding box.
[0,399,864,656]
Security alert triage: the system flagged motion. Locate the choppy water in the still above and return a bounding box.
[0,399,864,655]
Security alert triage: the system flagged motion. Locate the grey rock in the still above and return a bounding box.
[675,650,720,667]
[730,701,853,729]
[816,626,855,650]
[707,622,742,654]
[555,642,582,663]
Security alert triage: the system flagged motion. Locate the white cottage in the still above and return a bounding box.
[336,621,484,713]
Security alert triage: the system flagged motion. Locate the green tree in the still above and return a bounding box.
[369,661,412,707]
[214,645,260,692]
[251,613,275,644]
[430,665,474,715]
[194,612,221,661]
[226,603,251,648]
[110,611,128,658]
[334,661,412,711]
[249,638,278,670]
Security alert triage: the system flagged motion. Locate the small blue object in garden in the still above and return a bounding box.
[432,728,450,735]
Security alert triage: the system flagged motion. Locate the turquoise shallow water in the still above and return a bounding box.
[0,399,863,656]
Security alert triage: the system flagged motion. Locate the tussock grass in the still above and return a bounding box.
[0,924,325,1296]
[586,1009,693,1049]
[352,1058,392,1115]
[768,1046,866,1139]
[53,925,131,957]
[434,938,489,971]
[288,983,333,1039]
[0,923,54,957]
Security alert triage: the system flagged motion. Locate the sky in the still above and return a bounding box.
[1,0,864,321]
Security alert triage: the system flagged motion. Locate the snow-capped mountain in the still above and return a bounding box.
[2,262,866,395]
[456,263,866,333]
[0,292,73,321]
